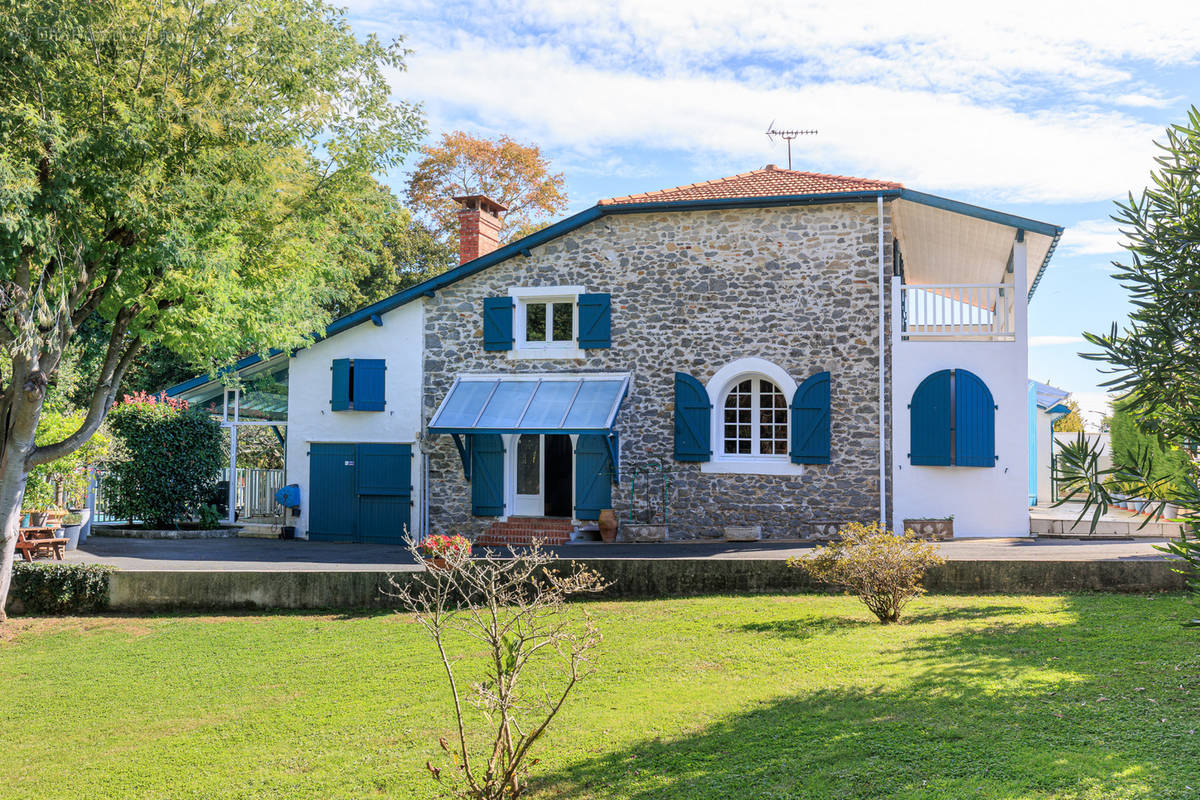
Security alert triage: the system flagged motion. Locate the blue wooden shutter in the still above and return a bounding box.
[909,370,952,466]
[470,434,505,516]
[574,434,613,520]
[352,359,386,411]
[483,297,514,351]
[790,371,830,464]
[673,372,711,462]
[954,369,996,467]
[577,293,611,348]
[330,359,350,411]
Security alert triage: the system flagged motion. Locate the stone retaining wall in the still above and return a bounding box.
[105,559,1187,611]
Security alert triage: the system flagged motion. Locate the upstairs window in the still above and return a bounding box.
[521,298,575,347]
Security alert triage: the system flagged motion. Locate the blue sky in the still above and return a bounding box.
[343,0,1200,426]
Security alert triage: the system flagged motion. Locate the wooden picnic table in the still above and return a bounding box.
[15,526,67,561]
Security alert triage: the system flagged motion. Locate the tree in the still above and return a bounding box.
[0,0,425,619]
[1054,107,1200,623]
[1052,399,1086,433]
[322,179,454,319]
[406,131,568,248]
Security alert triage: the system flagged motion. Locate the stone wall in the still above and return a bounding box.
[422,202,894,539]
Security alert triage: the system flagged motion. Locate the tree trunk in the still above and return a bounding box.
[0,375,49,623]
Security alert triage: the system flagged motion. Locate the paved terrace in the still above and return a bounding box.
[65,535,1177,572]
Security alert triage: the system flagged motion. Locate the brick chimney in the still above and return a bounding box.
[453,195,508,264]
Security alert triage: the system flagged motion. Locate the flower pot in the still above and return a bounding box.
[61,524,82,551]
[29,511,48,527]
[1163,503,1179,519]
[73,508,92,542]
[426,556,448,571]
[598,509,618,543]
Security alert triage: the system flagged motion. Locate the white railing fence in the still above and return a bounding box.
[92,467,285,523]
[900,283,1015,340]
[223,467,286,519]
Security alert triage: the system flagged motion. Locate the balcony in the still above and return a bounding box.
[899,283,1016,342]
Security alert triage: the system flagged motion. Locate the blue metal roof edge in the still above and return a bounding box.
[164,350,284,397]
[897,189,1064,302]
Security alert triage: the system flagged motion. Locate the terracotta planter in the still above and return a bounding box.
[598,509,619,543]
[425,556,448,571]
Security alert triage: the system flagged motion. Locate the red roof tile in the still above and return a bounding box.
[598,166,903,205]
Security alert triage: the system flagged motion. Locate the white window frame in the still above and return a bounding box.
[507,285,586,360]
[701,357,805,477]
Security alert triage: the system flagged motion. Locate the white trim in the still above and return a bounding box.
[507,285,585,360]
[703,357,805,477]
[507,285,585,299]
[701,459,805,476]
[508,346,586,360]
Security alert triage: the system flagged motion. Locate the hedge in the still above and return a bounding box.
[8,562,115,615]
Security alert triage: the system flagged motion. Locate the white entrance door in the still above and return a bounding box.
[512,434,544,516]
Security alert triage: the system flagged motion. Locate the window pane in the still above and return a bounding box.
[552,302,574,342]
[516,435,540,495]
[758,379,788,455]
[526,303,546,342]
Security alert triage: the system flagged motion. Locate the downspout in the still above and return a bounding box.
[877,195,887,527]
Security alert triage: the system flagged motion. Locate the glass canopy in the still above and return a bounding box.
[428,375,629,434]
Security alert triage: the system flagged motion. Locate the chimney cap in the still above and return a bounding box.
[765,164,778,170]
[452,194,508,215]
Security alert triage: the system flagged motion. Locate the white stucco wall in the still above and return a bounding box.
[890,334,1030,536]
[285,299,425,539]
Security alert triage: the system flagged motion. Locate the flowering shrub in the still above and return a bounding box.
[420,534,472,559]
[105,393,222,528]
[788,521,945,624]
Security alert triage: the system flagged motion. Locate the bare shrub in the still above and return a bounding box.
[390,539,608,799]
[788,521,945,623]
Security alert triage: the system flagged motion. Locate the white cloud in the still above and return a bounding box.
[353,0,1198,202]
[1030,335,1085,347]
[1060,219,1131,256]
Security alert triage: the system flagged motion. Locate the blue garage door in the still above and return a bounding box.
[308,443,412,544]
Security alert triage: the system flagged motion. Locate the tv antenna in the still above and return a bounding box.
[765,121,817,169]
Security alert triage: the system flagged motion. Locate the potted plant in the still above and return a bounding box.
[598,509,619,543]
[22,470,55,526]
[420,534,472,570]
[60,511,84,551]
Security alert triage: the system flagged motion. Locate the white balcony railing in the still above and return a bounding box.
[899,283,1016,341]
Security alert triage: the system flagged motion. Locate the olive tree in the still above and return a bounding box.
[0,0,424,619]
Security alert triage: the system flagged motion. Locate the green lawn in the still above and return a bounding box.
[2,594,1198,799]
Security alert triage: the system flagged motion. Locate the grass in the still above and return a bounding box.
[2,594,1199,799]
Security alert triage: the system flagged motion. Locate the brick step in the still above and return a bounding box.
[478,517,575,547]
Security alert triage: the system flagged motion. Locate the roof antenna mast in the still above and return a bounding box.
[765,120,817,170]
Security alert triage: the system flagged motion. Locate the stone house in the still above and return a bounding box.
[169,166,1064,542]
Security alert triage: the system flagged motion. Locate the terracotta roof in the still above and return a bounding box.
[598,166,903,205]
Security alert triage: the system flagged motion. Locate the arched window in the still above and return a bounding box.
[722,377,788,457]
